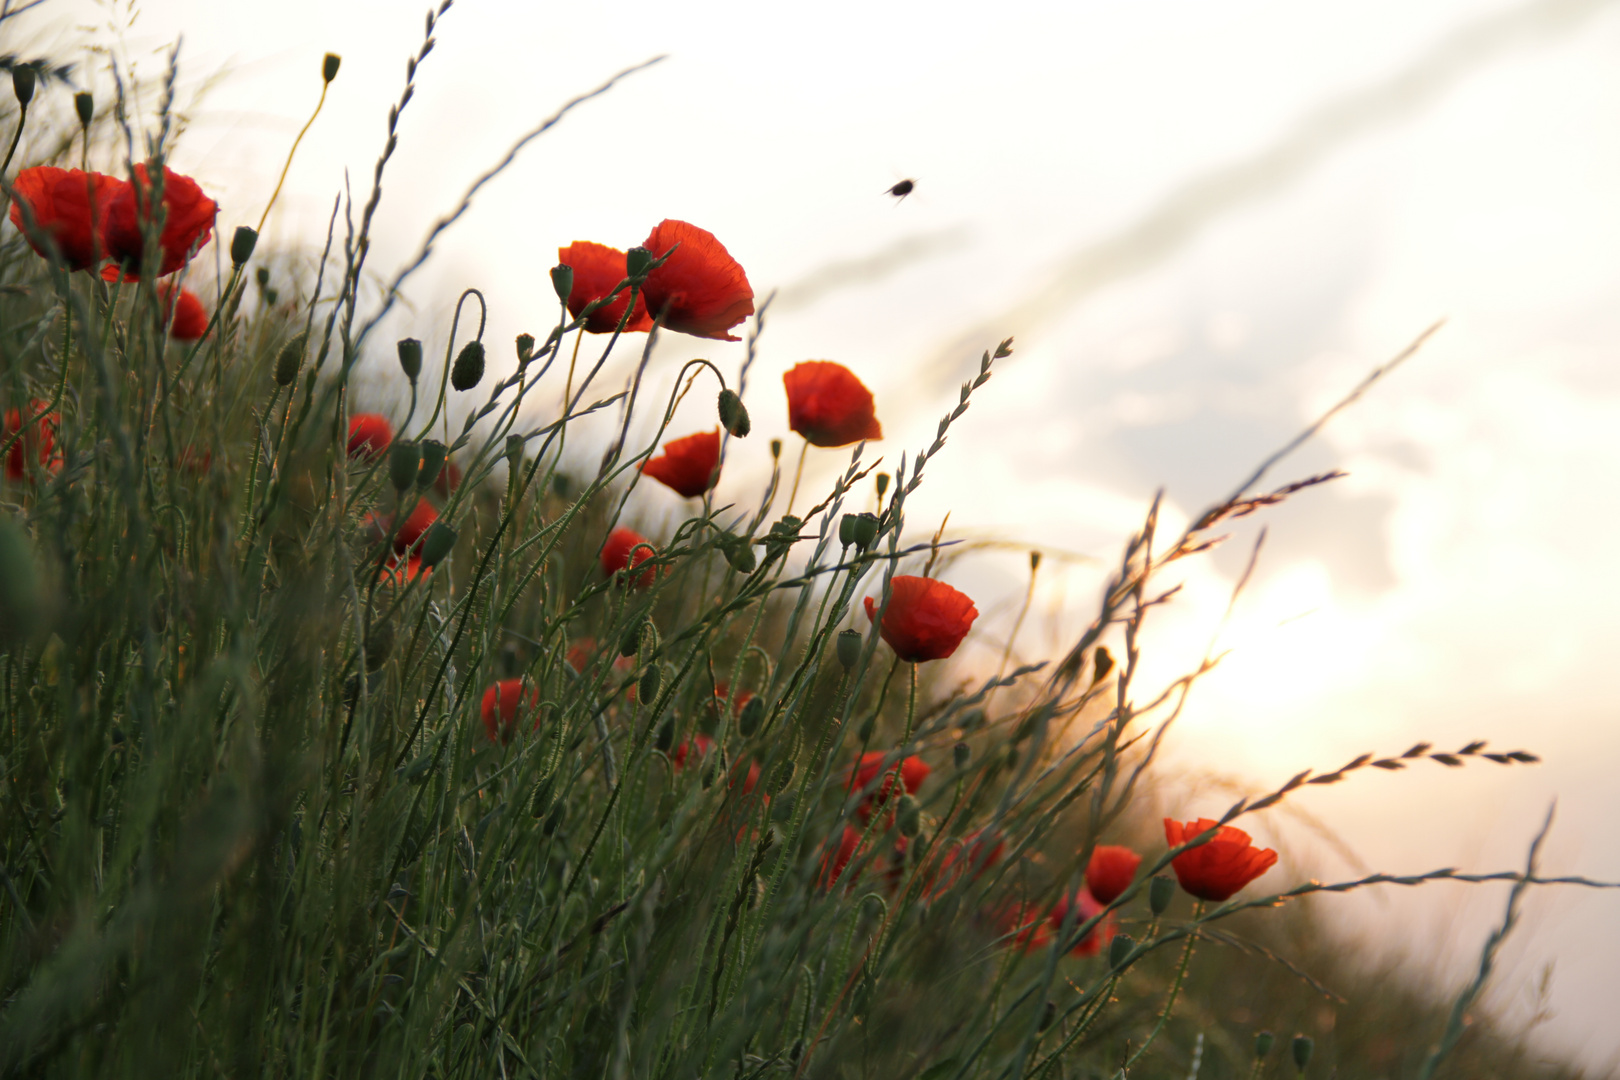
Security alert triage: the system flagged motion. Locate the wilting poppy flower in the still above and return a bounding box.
[847,751,930,821]
[3,400,61,482]
[558,241,653,334]
[347,413,393,460]
[157,282,208,341]
[102,164,218,279]
[783,362,882,448]
[1163,818,1278,902]
[864,575,979,663]
[641,428,720,498]
[7,166,125,271]
[480,678,540,743]
[1085,845,1142,907]
[1048,888,1114,957]
[639,219,755,341]
[601,526,656,588]
[670,733,761,795]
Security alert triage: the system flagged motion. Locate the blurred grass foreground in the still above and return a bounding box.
[0,5,1612,1078]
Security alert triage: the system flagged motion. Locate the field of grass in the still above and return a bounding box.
[0,6,1610,1078]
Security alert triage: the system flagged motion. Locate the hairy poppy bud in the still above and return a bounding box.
[323,53,342,83]
[74,90,93,127]
[544,801,566,835]
[389,440,420,491]
[624,246,653,280]
[836,628,862,672]
[767,759,795,795]
[875,473,890,499]
[1149,874,1175,916]
[639,664,662,705]
[11,65,34,107]
[505,433,525,473]
[1254,1032,1275,1060]
[769,438,781,460]
[619,619,649,658]
[717,388,750,438]
[274,332,307,386]
[255,266,271,288]
[417,439,447,489]
[897,794,921,838]
[953,742,970,770]
[515,332,535,365]
[1108,934,1134,970]
[230,225,257,268]
[1291,1035,1313,1072]
[655,719,675,754]
[738,695,765,737]
[418,521,457,568]
[450,340,485,391]
[397,337,422,382]
[1092,646,1114,685]
[550,263,573,304]
[771,790,796,823]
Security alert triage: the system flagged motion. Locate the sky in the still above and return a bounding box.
[11,0,1620,1068]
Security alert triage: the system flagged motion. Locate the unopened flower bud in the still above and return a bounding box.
[1254,1031,1275,1060]
[544,801,566,835]
[416,440,447,489]
[550,264,573,304]
[767,759,796,795]
[323,53,342,83]
[450,340,485,391]
[638,664,662,705]
[619,619,650,658]
[953,742,970,770]
[418,521,457,568]
[274,332,307,386]
[397,337,423,382]
[1108,933,1134,969]
[738,695,765,737]
[230,225,257,268]
[717,389,750,438]
[875,473,890,499]
[515,332,535,365]
[505,433,525,472]
[11,65,35,107]
[74,90,93,127]
[1291,1035,1313,1072]
[836,628,862,672]
[255,266,271,289]
[655,719,674,753]
[388,440,420,492]
[624,246,653,280]
[769,438,782,460]
[1038,1000,1056,1032]
[1092,646,1115,685]
[1149,874,1175,916]
[840,512,878,550]
[897,794,921,838]
[771,790,796,823]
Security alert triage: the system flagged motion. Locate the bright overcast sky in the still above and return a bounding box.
[13,0,1620,1067]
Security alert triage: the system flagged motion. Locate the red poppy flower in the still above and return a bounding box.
[157,282,208,341]
[847,751,930,821]
[1085,845,1143,906]
[640,428,720,498]
[601,526,656,588]
[378,554,429,586]
[3,400,61,482]
[639,219,755,341]
[433,460,463,497]
[102,164,218,279]
[863,575,979,663]
[821,825,866,889]
[480,678,540,744]
[783,362,882,448]
[558,241,653,334]
[1048,888,1114,957]
[394,497,438,554]
[927,829,1005,896]
[995,900,1054,952]
[347,413,393,460]
[1163,818,1278,902]
[7,166,125,271]
[670,733,761,795]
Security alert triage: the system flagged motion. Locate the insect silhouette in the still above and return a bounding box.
[885,179,916,203]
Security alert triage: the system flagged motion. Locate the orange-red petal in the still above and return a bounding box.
[640,220,754,341]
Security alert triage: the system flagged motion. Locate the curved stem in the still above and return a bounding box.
[1,101,27,178]
[257,79,329,234]
[784,439,809,518]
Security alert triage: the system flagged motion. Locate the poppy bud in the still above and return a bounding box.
[397,337,423,382]
[544,802,566,835]
[638,664,662,705]
[767,759,795,795]
[953,742,970,770]
[450,340,485,391]
[11,65,34,107]
[655,719,675,753]
[418,521,457,568]
[624,246,653,280]
[764,515,801,562]
[769,438,782,460]
[1149,874,1175,916]
[74,90,93,127]
[1291,1035,1313,1072]
[738,695,765,737]
[619,619,649,658]
[1092,646,1114,685]
[1038,1001,1056,1032]
[505,433,525,472]
[529,782,551,819]
[840,512,879,550]
[256,266,271,288]
[417,439,447,489]
[771,790,796,822]
[389,440,420,492]
[1108,933,1134,969]
[897,794,921,838]
[717,389,750,438]
[515,332,535,365]
[274,332,308,386]
[323,53,342,83]
[875,473,890,499]
[1254,1032,1275,1060]
[836,629,862,672]
[230,225,258,268]
[550,263,573,304]
[856,718,875,743]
